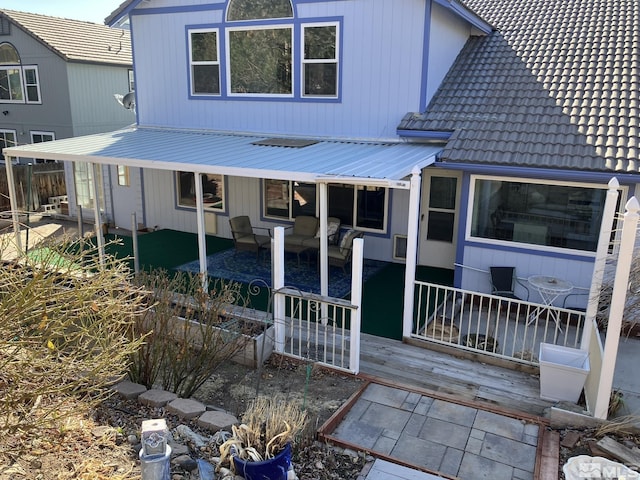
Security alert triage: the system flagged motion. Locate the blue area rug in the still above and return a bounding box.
[175,249,387,298]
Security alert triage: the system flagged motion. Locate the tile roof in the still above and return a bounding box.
[0,9,132,67]
[399,0,639,173]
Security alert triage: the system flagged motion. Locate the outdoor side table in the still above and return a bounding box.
[527,275,573,333]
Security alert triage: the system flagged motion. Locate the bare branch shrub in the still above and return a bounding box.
[0,235,149,438]
[129,270,253,398]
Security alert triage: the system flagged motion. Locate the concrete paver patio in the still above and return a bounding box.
[329,382,542,480]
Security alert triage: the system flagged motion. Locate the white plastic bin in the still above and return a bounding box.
[539,343,590,403]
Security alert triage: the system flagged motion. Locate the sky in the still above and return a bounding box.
[1,0,126,24]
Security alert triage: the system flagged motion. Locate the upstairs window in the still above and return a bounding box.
[189,29,220,95]
[23,67,40,103]
[302,24,338,97]
[228,26,292,95]
[0,43,41,104]
[188,0,340,100]
[227,0,293,21]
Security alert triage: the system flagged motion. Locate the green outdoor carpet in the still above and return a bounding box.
[104,229,233,271]
[94,229,454,340]
[361,264,454,340]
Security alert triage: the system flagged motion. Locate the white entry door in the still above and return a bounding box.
[418,171,462,269]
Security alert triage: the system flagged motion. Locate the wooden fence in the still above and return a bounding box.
[0,163,66,212]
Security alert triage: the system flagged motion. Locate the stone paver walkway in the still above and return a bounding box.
[332,383,541,480]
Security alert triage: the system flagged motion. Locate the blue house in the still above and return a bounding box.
[3,0,638,344]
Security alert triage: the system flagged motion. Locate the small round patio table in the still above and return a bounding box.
[527,275,573,333]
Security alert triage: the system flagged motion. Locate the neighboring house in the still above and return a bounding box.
[3,0,639,336]
[0,9,134,222]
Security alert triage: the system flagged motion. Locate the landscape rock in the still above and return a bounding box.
[197,410,238,432]
[560,430,581,449]
[175,424,210,448]
[172,454,198,471]
[138,389,178,408]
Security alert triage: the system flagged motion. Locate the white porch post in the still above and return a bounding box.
[91,163,105,267]
[402,166,422,338]
[4,157,22,253]
[319,183,328,297]
[593,196,640,419]
[194,172,208,291]
[581,178,619,350]
[273,226,286,353]
[349,237,363,374]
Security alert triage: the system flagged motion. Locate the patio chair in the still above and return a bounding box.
[489,266,529,301]
[328,229,364,274]
[283,215,319,247]
[302,216,342,250]
[229,216,271,259]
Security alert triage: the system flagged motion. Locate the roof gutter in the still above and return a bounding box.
[434,161,640,184]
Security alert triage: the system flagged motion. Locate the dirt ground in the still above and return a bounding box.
[0,355,367,480]
[192,354,366,430]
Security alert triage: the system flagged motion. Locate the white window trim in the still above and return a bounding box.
[189,28,221,97]
[23,66,41,104]
[117,165,130,187]
[301,21,339,99]
[0,65,41,104]
[466,174,626,255]
[225,24,294,98]
[353,184,389,234]
[128,69,135,92]
[176,171,226,212]
[0,128,17,160]
[0,66,24,103]
[30,130,55,143]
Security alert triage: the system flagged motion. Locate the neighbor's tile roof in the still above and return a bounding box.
[400,0,639,173]
[0,9,132,67]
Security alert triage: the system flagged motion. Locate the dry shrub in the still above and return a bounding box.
[220,396,308,466]
[129,269,253,398]
[0,235,149,440]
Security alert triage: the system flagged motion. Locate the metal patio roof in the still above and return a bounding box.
[3,127,441,188]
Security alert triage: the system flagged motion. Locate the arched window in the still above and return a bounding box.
[0,42,40,103]
[0,42,20,64]
[226,0,293,21]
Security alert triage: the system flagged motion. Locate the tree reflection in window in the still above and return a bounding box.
[227,0,293,21]
[229,28,292,94]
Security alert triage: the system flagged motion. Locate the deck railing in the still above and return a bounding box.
[274,287,359,374]
[412,281,585,366]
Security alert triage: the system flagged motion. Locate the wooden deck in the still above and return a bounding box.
[358,333,554,417]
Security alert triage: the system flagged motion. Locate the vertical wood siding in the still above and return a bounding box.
[131,0,429,140]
